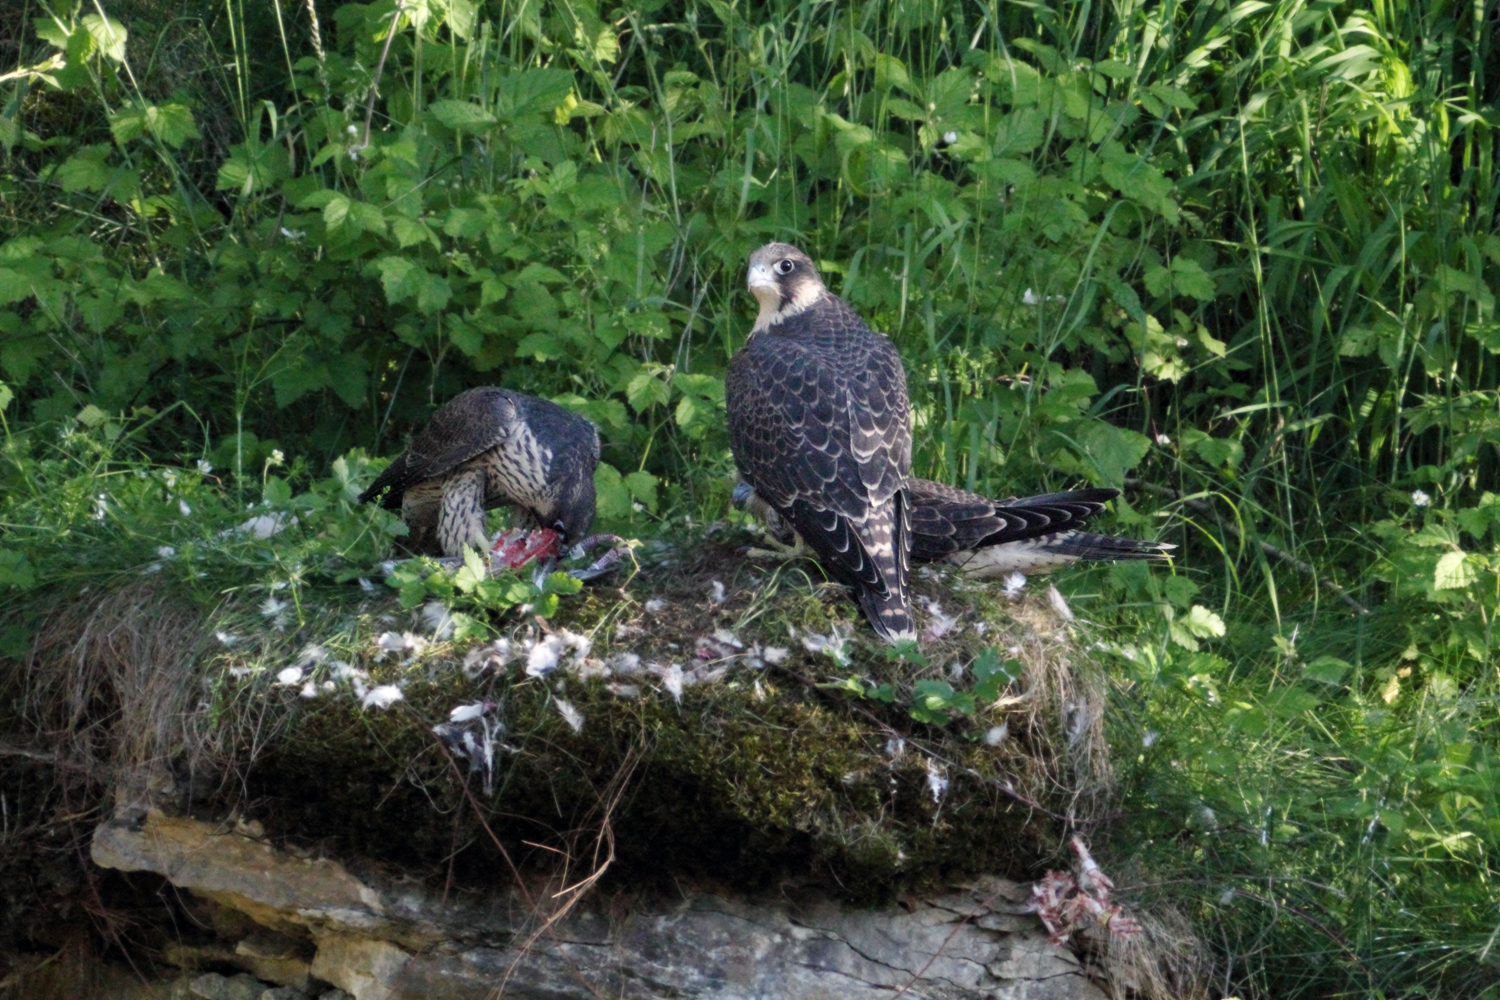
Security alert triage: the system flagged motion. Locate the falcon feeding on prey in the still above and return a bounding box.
[359,387,599,558]
[734,479,1173,578]
[726,242,915,643]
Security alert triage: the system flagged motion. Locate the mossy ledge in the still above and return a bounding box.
[5,529,1113,919]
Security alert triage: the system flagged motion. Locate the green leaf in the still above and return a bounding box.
[0,268,33,305]
[376,256,424,304]
[111,102,199,148]
[0,549,36,592]
[1182,604,1227,640]
[56,145,113,193]
[626,370,671,412]
[0,382,12,412]
[623,470,658,512]
[543,571,584,596]
[593,463,631,520]
[428,99,497,130]
[1303,656,1351,686]
[1434,551,1476,591]
[82,13,127,62]
[1145,258,1215,301]
[496,68,575,119]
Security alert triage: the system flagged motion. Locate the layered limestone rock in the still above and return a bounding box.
[93,811,1108,1000]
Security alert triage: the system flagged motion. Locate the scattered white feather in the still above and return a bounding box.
[761,645,789,665]
[463,638,513,678]
[276,666,305,686]
[558,629,592,659]
[259,596,288,617]
[361,685,404,710]
[422,601,455,639]
[984,723,1010,746]
[178,499,192,516]
[801,627,851,666]
[555,699,584,733]
[156,545,176,559]
[713,629,743,649]
[196,459,213,474]
[644,598,666,613]
[885,737,906,759]
[1047,584,1075,621]
[921,598,959,641]
[215,631,239,647]
[298,681,319,699]
[608,652,641,675]
[606,683,640,698]
[709,580,726,603]
[526,635,565,678]
[661,663,684,703]
[1002,572,1027,599]
[1141,729,1159,748]
[924,760,949,804]
[358,577,375,592]
[449,702,490,723]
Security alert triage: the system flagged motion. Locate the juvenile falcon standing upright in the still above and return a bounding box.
[726,243,915,643]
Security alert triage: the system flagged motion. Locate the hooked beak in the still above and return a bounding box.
[747,262,778,306]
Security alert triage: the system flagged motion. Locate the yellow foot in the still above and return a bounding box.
[744,535,809,562]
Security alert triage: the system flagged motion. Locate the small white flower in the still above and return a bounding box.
[942,130,958,144]
[1156,433,1171,447]
[279,227,305,240]
[94,494,108,520]
[361,685,404,710]
[178,498,192,516]
[270,449,285,464]
[196,459,213,474]
[346,124,359,135]
[709,580,726,604]
[1411,490,1430,507]
[555,699,584,733]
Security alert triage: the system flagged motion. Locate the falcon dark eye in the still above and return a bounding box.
[775,259,794,275]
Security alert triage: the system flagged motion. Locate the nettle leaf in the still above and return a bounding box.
[376,256,424,303]
[1144,258,1215,301]
[0,267,34,305]
[216,141,290,195]
[111,102,200,148]
[496,68,575,119]
[1303,656,1351,687]
[1057,419,1151,486]
[593,463,632,520]
[81,13,127,62]
[1433,551,1477,591]
[623,471,659,512]
[56,145,114,193]
[626,370,671,412]
[428,99,497,131]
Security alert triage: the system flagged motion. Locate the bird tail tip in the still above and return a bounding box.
[860,589,917,645]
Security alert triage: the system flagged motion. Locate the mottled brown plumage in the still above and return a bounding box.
[726,243,915,643]
[359,387,599,557]
[735,479,1173,578]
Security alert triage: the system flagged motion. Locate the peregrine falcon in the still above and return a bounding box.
[359,387,599,557]
[734,479,1173,578]
[726,243,915,643]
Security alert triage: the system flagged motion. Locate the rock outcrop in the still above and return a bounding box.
[93,811,1108,1000]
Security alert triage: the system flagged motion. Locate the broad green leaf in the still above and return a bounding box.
[428,99,497,130]
[626,371,670,412]
[623,470,658,512]
[1433,551,1476,591]
[593,463,631,520]
[82,13,127,62]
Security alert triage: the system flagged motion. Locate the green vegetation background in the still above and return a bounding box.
[1,0,1498,995]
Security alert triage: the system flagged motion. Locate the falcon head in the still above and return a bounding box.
[747,242,825,332]
[543,466,597,543]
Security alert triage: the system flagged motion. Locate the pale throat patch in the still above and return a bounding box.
[750,278,823,334]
